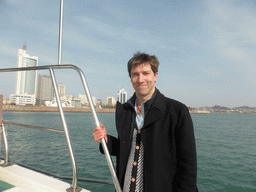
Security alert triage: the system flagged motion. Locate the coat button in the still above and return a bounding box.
[136,146,140,150]
[138,130,141,134]
[133,162,137,166]
[131,178,135,182]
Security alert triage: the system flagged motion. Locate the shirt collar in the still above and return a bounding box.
[126,88,159,114]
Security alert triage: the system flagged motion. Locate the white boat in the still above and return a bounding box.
[0,159,89,192]
[0,1,121,191]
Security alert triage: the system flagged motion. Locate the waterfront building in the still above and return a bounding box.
[9,94,36,106]
[92,96,96,106]
[36,74,53,105]
[117,88,127,104]
[96,99,103,107]
[78,94,88,105]
[71,99,81,107]
[106,96,116,108]
[57,83,66,99]
[10,41,38,105]
[2,97,10,105]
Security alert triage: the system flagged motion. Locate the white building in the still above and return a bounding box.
[92,96,96,106]
[106,96,116,107]
[10,41,38,105]
[57,83,66,99]
[117,88,127,104]
[2,98,10,105]
[9,94,36,106]
[78,94,88,105]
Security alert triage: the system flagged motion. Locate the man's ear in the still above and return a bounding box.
[154,72,158,82]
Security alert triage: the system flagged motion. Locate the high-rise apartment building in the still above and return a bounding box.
[106,96,116,108]
[9,41,38,105]
[57,83,66,99]
[36,74,53,105]
[117,88,127,104]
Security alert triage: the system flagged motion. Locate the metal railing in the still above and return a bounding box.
[0,64,122,192]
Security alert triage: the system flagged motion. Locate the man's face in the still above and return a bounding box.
[130,63,158,100]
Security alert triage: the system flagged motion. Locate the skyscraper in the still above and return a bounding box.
[15,42,38,95]
[57,83,66,99]
[117,88,127,104]
[37,74,53,105]
[9,41,38,105]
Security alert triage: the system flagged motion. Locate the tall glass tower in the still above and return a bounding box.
[15,46,38,95]
[117,88,127,104]
[10,41,38,105]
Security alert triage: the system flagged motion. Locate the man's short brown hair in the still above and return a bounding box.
[127,52,159,77]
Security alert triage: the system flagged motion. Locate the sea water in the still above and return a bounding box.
[1,112,256,192]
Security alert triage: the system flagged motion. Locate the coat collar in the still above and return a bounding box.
[123,88,165,128]
[125,88,159,109]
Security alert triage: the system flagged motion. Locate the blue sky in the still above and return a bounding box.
[0,0,256,108]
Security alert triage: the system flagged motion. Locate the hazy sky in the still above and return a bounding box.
[1,0,256,108]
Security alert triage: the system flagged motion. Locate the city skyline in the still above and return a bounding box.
[1,0,256,108]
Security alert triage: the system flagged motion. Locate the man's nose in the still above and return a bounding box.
[138,74,144,83]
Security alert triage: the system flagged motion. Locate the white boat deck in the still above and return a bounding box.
[0,161,90,192]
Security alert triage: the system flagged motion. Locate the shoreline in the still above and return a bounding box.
[2,105,255,114]
[2,105,116,113]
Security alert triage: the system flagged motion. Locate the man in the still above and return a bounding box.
[93,52,198,192]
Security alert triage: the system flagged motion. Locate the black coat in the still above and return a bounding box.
[100,89,198,191]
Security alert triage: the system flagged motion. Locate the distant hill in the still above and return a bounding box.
[191,105,256,112]
[208,105,256,111]
[211,105,230,110]
[233,106,256,110]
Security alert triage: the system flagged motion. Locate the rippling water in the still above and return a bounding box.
[1,112,256,191]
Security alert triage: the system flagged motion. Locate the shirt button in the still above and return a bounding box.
[136,146,140,150]
[138,130,141,134]
[133,162,137,166]
[131,178,135,182]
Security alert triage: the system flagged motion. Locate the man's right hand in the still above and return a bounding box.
[92,124,108,143]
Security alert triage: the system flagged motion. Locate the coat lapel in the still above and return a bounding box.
[143,107,162,128]
[143,90,165,129]
[115,101,133,139]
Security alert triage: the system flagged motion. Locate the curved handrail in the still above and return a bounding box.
[0,64,122,192]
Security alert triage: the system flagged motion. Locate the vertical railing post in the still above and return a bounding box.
[0,95,2,124]
[75,68,122,192]
[0,94,3,161]
[1,124,10,167]
[49,68,81,192]
[0,95,11,167]
[58,0,64,65]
